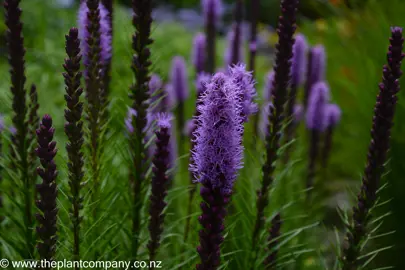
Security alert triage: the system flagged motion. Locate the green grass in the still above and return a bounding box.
[0,0,404,269]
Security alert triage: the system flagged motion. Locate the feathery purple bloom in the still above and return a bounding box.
[291,34,308,86]
[192,73,244,269]
[78,1,112,68]
[306,81,330,131]
[170,56,189,102]
[341,27,404,269]
[228,64,258,123]
[192,33,207,74]
[35,115,58,264]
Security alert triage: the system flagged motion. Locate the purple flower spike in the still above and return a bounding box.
[259,102,272,139]
[263,70,275,102]
[228,64,258,122]
[147,112,173,261]
[170,56,189,102]
[306,81,330,131]
[192,73,244,269]
[78,1,112,68]
[148,74,164,113]
[192,33,207,74]
[202,0,223,26]
[291,34,308,86]
[304,45,326,107]
[225,27,244,67]
[196,72,212,97]
[325,104,341,127]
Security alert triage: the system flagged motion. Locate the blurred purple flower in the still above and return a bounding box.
[325,104,341,127]
[263,70,275,102]
[291,34,308,86]
[192,33,207,74]
[259,102,272,139]
[224,27,244,67]
[184,119,195,138]
[170,56,189,102]
[306,81,330,131]
[78,1,112,68]
[201,0,223,26]
[293,104,304,123]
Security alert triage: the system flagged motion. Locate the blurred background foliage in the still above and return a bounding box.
[0,0,404,268]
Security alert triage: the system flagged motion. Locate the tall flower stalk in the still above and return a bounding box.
[284,34,307,163]
[192,33,207,75]
[202,0,223,73]
[4,0,33,257]
[248,0,259,74]
[130,0,153,259]
[63,28,85,263]
[170,56,189,155]
[147,113,173,263]
[252,0,299,254]
[191,73,244,270]
[305,82,330,197]
[303,45,325,109]
[35,115,58,267]
[341,27,404,269]
[228,0,243,66]
[0,116,4,223]
[100,0,113,98]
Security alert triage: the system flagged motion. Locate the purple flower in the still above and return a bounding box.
[192,33,207,74]
[147,112,173,261]
[170,56,189,102]
[291,34,308,86]
[224,27,244,67]
[192,72,244,269]
[227,64,258,122]
[304,45,326,107]
[192,72,243,194]
[325,104,341,127]
[201,0,223,26]
[184,119,195,138]
[259,102,272,139]
[78,1,112,68]
[196,72,212,97]
[263,70,275,102]
[306,81,330,131]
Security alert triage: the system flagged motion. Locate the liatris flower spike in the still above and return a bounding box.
[321,104,341,168]
[341,27,404,269]
[35,115,58,265]
[253,0,299,254]
[285,34,307,147]
[63,27,85,261]
[192,33,207,75]
[304,45,326,108]
[202,0,223,73]
[130,0,153,259]
[225,28,244,67]
[228,64,258,123]
[170,56,189,153]
[4,0,33,256]
[147,113,173,263]
[305,81,330,196]
[148,74,164,114]
[78,1,111,69]
[263,70,275,102]
[192,73,244,270]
